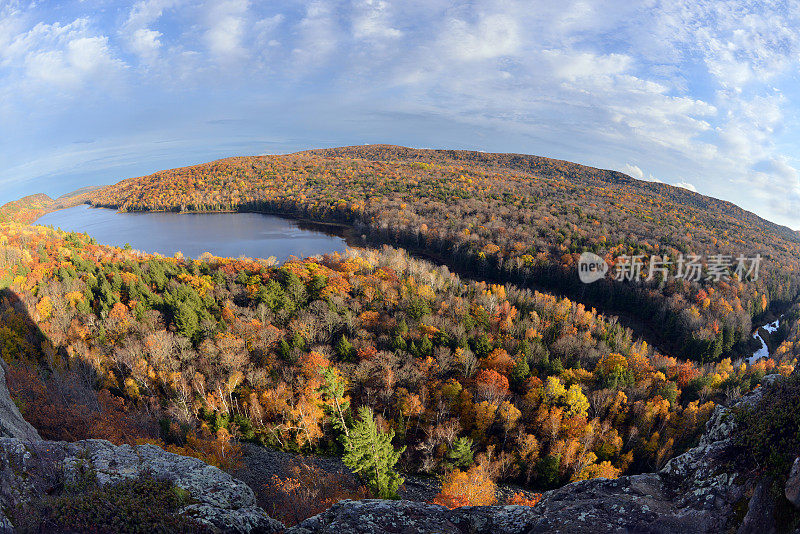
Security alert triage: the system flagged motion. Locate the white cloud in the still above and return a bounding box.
[0,4,23,53]
[441,13,520,61]
[125,0,180,30]
[122,0,179,63]
[255,14,284,48]
[292,1,340,66]
[623,163,644,179]
[4,19,126,91]
[68,37,118,73]
[747,156,800,220]
[675,181,698,192]
[205,0,250,60]
[353,0,402,40]
[544,50,632,81]
[130,28,162,61]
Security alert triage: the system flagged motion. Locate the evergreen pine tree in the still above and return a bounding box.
[335,335,355,361]
[446,436,474,469]
[342,406,405,499]
[510,354,531,385]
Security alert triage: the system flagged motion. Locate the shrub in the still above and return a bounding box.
[506,492,542,506]
[432,464,496,508]
[733,373,800,480]
[16,473,208,533]
[262,459,371,526]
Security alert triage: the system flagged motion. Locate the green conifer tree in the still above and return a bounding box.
[342,406,405,499]
[446,436,474,469]
[510,354,531,385]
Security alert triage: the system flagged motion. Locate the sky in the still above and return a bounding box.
[3,1,800,228]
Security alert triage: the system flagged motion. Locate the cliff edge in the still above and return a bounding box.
[287,382,773,534]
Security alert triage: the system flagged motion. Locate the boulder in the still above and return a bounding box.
[286,499,545,534]
[786,457,800,508]
[738,479,777,534]
[286,475,722,534]
[0,438,284,533]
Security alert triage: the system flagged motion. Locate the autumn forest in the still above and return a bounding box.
[2,145,800,522]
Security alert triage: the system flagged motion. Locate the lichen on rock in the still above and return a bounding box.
[0,438,283,533]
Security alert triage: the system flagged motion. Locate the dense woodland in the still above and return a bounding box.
[0,194,60,225]
[2,145,800,517]
[0,223,792,494]
[0,190,90,225]
[88,145,800,363]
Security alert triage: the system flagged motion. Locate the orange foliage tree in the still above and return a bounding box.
[432,464,497,508]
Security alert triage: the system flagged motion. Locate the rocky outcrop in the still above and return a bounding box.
[785,457,800,508]
[0,354,282,532]
[287,385,770,534]
[286,474,725,534]
[0,361,40,441]
[738,479,777,534]
[286,499,543,534]
[0,437,283,533]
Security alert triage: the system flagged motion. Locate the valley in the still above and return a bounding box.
[7,2,800,530]
[2,145,800,530]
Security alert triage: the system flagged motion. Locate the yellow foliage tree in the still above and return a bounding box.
[35,296,52,320]
[563,384,589,418]
[575,460,621,481]
[544,376,566,403]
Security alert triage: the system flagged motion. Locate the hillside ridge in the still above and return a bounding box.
[83,143,800,364]
[89,144,796,240]
[297,144,798,240]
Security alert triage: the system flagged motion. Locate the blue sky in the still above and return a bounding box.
[3,1,800,228]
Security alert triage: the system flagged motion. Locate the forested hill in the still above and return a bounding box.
[0,187,98,225]
[0,193,55,225]
[87,145,800,363]
[302,144,799,241]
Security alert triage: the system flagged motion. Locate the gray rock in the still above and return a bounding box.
[288,500,461,534]
[0,438,283,533]
[285,475,725,534]
[287,499,553,534]
[738,479,777,534]
[786,457,800,508]
[0,360,40,442]
[0,360,42,531]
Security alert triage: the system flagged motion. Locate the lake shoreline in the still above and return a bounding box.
[78,202,364,247]
[36,202,777,367]
[33,204,351,262]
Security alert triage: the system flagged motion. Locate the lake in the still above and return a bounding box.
[34,204,350,262]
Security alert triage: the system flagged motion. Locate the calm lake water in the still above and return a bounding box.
[34,205,350,262]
